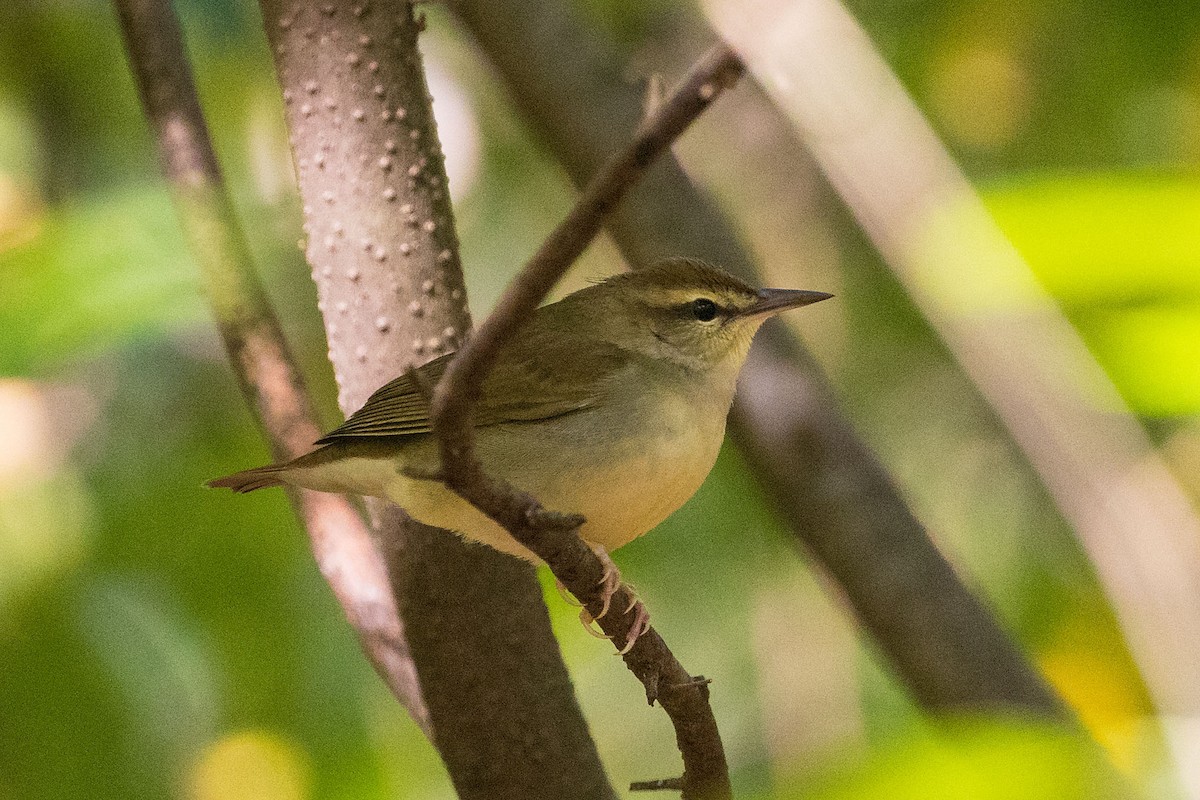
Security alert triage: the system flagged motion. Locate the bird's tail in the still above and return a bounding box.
[206,464,288,493]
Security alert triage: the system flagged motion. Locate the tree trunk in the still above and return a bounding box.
[257,1,615,796]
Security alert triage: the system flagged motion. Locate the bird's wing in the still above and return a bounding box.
[315,354,451,442]
[315,339,629,444]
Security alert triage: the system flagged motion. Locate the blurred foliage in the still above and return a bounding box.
[0,0,1196,798]
[0,189,204,375]
[783,717,1129,800]
[984,174,1200,415]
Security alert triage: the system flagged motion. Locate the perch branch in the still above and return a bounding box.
[447,0,1063,715]
[113,0,427,730]
[429,45,743,800]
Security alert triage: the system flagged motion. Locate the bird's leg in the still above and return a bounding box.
[574,543,652,653]
[589,542,622,620]
[616,600,652,656]
[575,542,619,640]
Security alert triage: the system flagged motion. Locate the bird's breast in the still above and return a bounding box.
[541,387,727,552]
[372,379,732,560]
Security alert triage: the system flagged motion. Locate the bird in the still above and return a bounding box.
[209,257,830,647]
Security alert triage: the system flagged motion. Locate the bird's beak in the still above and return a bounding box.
[733,288,833,321]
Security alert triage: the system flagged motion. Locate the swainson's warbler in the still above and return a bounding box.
[210,258,830,623]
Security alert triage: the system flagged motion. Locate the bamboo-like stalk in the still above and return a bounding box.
[709,0,1200,792]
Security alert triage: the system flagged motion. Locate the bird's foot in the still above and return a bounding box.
[616,598,652,655]
[579,608,612,640]
[590,543,623,620]
[580,595,649,654]
[555,578,584,608]
[573,544,651,654]
[552,542,619,612]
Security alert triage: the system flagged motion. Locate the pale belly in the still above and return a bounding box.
[289,393,729,562]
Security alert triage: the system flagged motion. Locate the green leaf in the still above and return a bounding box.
[1085,304,1200,416]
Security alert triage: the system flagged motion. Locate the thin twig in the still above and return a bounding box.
[631,777,686,793]
[447,0,1062,716]
[429,45,743,800]
[113,0,428,732]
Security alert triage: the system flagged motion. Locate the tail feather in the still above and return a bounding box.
[207,465,288,493]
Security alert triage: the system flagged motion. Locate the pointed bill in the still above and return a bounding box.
[733,288,833,321]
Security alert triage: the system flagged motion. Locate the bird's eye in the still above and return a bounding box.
[691,298,718,322]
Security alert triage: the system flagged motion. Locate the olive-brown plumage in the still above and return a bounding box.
[210,258,830,561]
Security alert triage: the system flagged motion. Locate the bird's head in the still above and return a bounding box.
[579,257,831,376]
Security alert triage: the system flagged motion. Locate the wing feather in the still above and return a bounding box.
[316,337,628,444]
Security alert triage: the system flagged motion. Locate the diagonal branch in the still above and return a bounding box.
[113,0,427,730]
[433,44,741,412]
[446,0,1063,716]
[428,45,743,800]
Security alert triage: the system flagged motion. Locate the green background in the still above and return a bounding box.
[1,0,1196,797]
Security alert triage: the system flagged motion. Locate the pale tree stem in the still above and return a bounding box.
[711,0,1200,792]
[445,0,1063,715]
[256,1,614,797]
[113,0,428,731]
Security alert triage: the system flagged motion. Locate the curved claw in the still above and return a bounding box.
[579,608,612,640]
[590,543,622,620]
[555,579,584,608]
[624,588,640,615]
[616,601,652,655]
[572,543,651,653]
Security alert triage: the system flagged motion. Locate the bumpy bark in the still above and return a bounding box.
[258,2,614,797]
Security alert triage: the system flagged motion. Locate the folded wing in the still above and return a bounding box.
[316,338,629,444]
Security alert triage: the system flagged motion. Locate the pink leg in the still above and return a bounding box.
[616,600,652,655]
[572,543,651,653]
[589,543,622,620]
